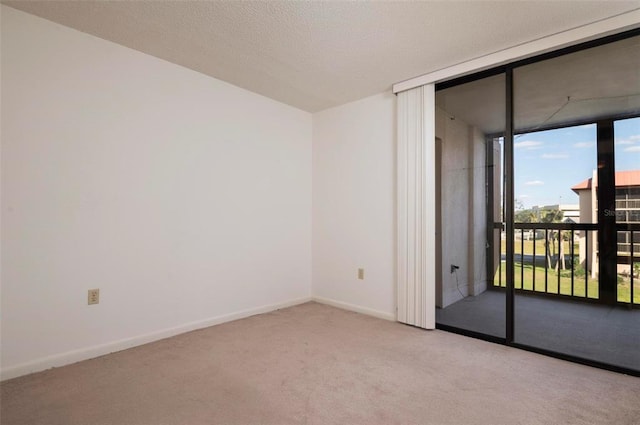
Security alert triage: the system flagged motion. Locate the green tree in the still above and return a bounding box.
[540,209,565,270]
[514,207,566,269]
[515,209,536,223]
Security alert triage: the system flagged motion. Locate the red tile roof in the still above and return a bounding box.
[571,170,640,192]
[571,178,592,191]
[615,170,640,187]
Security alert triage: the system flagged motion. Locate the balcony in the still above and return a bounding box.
[436,290,640,371]
[616,199,640,210]
[492,222,639,306]
[436,221,640,371]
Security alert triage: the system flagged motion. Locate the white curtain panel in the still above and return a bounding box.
[396,84,436,329]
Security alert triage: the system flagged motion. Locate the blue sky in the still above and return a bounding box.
[514,117,640,209]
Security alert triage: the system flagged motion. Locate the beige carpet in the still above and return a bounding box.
[1,302,639,425]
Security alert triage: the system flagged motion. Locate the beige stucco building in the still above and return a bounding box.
[572,170,640,277]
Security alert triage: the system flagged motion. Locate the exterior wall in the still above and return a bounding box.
[615,185,640,275]
[577,171,640,277]
[591,170,599,278]
[492,139,502,288]
[576,170,599,277]
[435,108,488,308]
[469,126,488,296]
[577,188,593,272]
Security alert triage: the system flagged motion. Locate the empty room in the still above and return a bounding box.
[1,2,639,424]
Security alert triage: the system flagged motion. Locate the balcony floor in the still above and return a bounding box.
[436,290,640,372]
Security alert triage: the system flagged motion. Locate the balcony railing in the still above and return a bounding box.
[618,242,640,255]
[616,199,640,209]
[493,222,639,306]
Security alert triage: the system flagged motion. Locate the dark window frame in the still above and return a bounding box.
[434,27,640,377]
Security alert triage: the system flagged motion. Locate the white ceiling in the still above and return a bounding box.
[3,1,640,112]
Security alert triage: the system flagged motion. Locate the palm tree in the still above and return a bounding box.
[540,209,564,270]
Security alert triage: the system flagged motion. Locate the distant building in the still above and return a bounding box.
[533,204,580,223]
[572,170,640,276]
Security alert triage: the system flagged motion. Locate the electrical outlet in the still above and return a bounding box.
[88,288,100,305]
[358,268,365,280]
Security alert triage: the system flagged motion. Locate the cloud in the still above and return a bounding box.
[573,141,594,148]
[541,153,569,159]
[525,180,544,186]
[624,146,640,152]
[618,134,640,145]
[515,140,543,150]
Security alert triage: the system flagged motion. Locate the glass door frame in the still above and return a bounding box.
[434,27,640,377]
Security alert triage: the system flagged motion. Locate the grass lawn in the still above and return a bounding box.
[493,262,640,304]
[501,238,577,256]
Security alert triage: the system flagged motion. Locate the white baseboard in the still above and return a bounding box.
[0,296,312,381]
[312,296,395,321]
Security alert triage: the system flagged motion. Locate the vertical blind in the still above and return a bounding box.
[396,84,436,329]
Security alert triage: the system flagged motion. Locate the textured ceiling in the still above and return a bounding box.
[3,1,640,112]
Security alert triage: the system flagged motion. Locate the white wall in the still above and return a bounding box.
[312,92,396,320]
[1,6,312,379]
[311,92,488,318]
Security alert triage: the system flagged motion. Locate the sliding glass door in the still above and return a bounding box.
[511,36,640,371]
[434,74,506,339]
[434,31,640,374]
[614,116,640,307]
